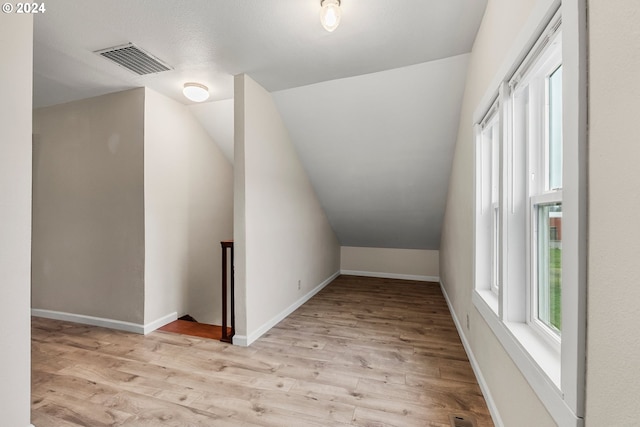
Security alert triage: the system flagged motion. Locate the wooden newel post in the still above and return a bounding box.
[220,240,235,343]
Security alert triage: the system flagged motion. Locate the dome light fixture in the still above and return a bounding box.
[183,82,209,102]
[320,0,341,32]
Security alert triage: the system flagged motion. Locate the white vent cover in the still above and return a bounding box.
[94,43,172,75]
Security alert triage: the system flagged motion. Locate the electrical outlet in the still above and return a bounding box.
[466,314,470,330]
[297,280,301,290]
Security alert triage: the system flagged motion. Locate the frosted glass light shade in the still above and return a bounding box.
[320,0,341,32]
[183,83,209,102]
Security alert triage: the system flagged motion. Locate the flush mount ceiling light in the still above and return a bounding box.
[320,0,341,32]
[183,82,209,102]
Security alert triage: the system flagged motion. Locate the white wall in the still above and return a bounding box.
[341,247,439,281]
[586,1,640,424]
[0,13,33,427]
[233,76,248,339]
[32,89,146,324]
[439,0,558,426]
[144,88,233,325]
[234,74,341,345]
[189,99,235,163]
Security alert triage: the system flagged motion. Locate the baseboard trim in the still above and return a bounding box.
[439,280,504,427]
[143,312,178,334]
[232,334,248,347]
[238,270,341,347]
[340,269,439,282]
[31,309,178,335]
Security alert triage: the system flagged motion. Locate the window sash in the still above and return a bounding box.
[518,37,563,343]
[476,100,502,298]
[535,202,562,333]
[547,65,563,191]
[530,193,563,350]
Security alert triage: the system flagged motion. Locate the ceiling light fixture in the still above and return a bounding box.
[183,82,209,102]
[320,0,341,32]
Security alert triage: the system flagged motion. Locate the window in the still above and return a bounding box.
[475,102,501,301]
[472,4,586,426]
[510,26,563,344]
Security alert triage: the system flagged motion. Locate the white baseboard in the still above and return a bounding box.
[31,309,177,335]
[439,280,504,427]
[340,269,439,282]
[232,334,248,347]
[143,312,178,334]
[235,270,341,347]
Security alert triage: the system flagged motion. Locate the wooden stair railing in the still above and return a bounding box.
[220,240,235,343]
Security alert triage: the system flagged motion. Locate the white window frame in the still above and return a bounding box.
[511,26,564,350]
[490,118,501,297]
[475,101,502,304]
[529,195,563,349]
[472,1,586,426]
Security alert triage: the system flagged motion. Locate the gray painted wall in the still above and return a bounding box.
[32,87,233,329]
[586,1,640,424]
[0,13,33,427]
[341,247,439,279]
[32,89,146,324]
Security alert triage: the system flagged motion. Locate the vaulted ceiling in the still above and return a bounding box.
[33,0,487,249]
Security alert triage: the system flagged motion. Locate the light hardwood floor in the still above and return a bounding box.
[31,275,493,427]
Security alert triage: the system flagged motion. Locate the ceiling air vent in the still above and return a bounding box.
[94,43,172,75]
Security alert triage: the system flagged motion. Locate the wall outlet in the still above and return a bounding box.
[297,280,301,290]
[466,314,470,330]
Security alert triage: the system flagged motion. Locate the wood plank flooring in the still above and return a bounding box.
[31,275,493,427]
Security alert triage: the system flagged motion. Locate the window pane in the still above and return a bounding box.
[548,65,563,190]
[480,125,493,213]
[477,116,500,295]
[537,203,562,333]
[492,205,500,292]
[491,121,499,205]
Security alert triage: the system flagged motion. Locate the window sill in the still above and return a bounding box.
[503,321,561,388]
[474,288,499,315]
[473,288,560,388]
[472,289,581,426]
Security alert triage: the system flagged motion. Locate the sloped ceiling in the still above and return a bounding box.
[274,55,470,249]
[32,0,487,250]
[190,99,235,162]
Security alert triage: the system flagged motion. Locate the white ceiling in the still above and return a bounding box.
[273,55,470,249]
[32,0,487,249]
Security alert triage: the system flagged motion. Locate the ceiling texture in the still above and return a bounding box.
[33,0,487,250]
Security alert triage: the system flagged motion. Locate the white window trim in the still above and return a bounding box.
[516,24,564,349]
[471,1,586,426]
[490,116,501,296]
[474,99,502,307]
[529,195,562,352]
